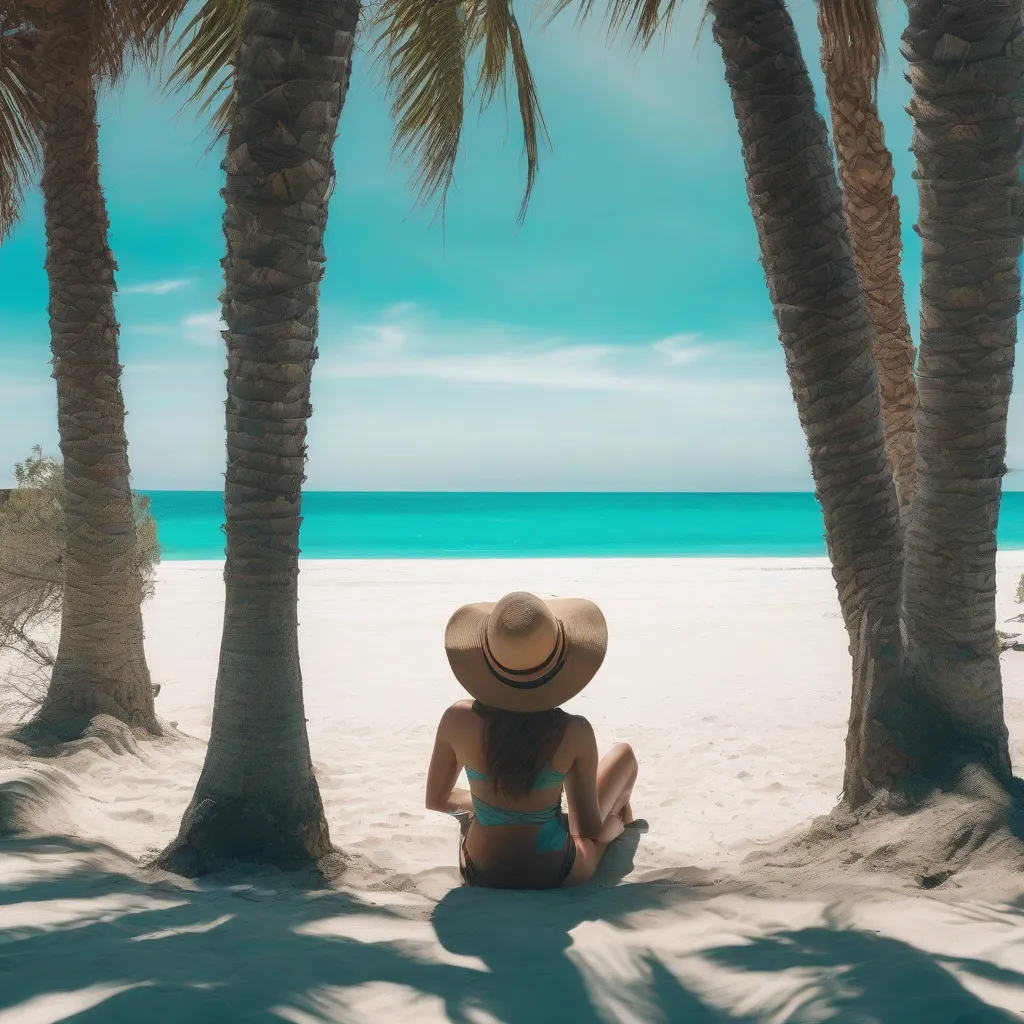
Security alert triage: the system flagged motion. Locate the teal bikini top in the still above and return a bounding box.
[464,765,569,854]
[465,766,567,790]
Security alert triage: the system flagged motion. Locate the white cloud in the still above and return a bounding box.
[318,305,767,394]
[119,279,192,296]
[123,362,187,375]
[652,333,711,365]
[182,310,225,346]
[97,303,802,489]
[124,308,225,346]
[129,324,175,337]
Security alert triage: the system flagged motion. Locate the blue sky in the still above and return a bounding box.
[1,0,1020,490]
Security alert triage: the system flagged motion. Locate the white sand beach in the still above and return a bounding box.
[4,554,1024,1022]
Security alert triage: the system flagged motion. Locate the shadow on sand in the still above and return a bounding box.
[0,829,731,1023]
[427,826,747,1023]
[0,829,1022,1022]
[700,904,1024,1024]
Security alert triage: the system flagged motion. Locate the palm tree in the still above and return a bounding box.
[722,0,1021,823]
[685,0,914,802]
[157,0,546,874]
[554,0,1021,827]
[154,0,360,874]
[817,0,918,512]
[896,0,1021,786]
[0,0,186,742]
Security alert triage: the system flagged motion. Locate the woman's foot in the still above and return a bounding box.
[620,801,634,827]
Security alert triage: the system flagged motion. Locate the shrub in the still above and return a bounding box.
[0,447,160,722]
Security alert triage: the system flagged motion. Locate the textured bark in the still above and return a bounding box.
[27,0,156,739]
[821,60,918,513]
[899,0,1024,781]
[159,0,360,875]
[709,0,932,808]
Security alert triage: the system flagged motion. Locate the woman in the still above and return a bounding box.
[426,590,638,888]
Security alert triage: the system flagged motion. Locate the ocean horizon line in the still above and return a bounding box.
[139,488,823,496]
[134,487,1024,495]
[141,491,1024,561]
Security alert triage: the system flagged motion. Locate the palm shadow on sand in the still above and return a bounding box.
[699,907,1024,1024]
[0,829,733,1023]
[1,829,1023,1022]
[429,825,750,1023]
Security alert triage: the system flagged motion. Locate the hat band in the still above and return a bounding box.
[482,619,568,690]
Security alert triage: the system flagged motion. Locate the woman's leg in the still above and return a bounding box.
[564,742,638,886]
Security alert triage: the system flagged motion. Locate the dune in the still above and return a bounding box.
[3,554,1024,1022]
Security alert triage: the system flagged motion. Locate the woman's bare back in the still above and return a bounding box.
[426,700,639,886]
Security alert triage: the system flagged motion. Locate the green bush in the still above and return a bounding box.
[0,447,160,721]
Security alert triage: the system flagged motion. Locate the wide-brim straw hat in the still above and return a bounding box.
[445,591,607,712]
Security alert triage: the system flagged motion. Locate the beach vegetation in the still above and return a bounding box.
[0,448,160,724]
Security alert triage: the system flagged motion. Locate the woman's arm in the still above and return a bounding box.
[562,717,605,841]
[425,705,474,816]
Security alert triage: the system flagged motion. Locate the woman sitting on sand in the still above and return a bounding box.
[426,591,638,889]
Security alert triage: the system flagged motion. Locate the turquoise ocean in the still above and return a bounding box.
[144,491,1024,560]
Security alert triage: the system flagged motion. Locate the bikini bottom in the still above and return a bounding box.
[458,813,577,889]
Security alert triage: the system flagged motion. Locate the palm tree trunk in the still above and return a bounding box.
[898,0,1022,782]
[820,61,918,513]
[159,0,361,875]
[28,3,156,740]
[709,0,925,806]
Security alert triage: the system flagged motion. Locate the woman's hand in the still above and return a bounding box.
[432,787,474,816]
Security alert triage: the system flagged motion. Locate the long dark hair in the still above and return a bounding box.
[472,700,569,798]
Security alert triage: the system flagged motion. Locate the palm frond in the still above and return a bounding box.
[166,0,249,136]
[373,0,468,219]
[113,0,194,77]
[464,0,549,223]
[1,0,197,237]
[817,0,884,90]
[83,0,190,85]
[464,0,511,108]
[543,0,679,47]
[375,0,549,223]
[0,9,42,239]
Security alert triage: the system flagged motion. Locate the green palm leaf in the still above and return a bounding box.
[374,0,549,223]
[463,0,548,221]
[0,4,41,238]
[0,0,191,237]
[166,0,248,135]
[544,0,679,45]
[112,0,196,73]
[374,0,465,217]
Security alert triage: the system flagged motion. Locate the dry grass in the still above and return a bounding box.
[0,447,159,723]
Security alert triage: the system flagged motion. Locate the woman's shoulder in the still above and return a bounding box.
[562,712,596,743]
[438,700,478,732]
[553,713,595,773]
[563,710,592,727]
